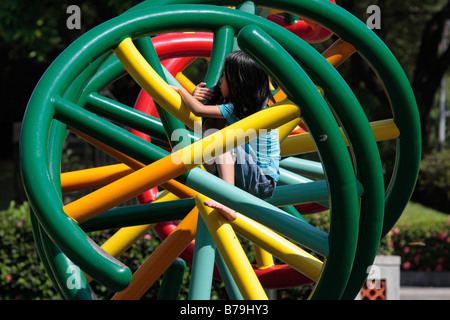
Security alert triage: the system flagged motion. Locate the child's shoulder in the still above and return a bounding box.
[218,103,239,122]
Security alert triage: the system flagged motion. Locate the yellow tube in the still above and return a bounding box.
[370,118,400,141]
[114,38,201,128]
[63,154,187,223]
[281,118,400,156]
[70,127,198,200]
[231,213,323,281]
[101,224,153,258]
[175,72,196,93]
[177,98,300,170]
[83,191,182,283]
[196,194,268,300]
[70,127,146,170]
[64,97,300,223]
[98,190,179,258]
[60,164,134,193]
[112,206,199,300]
[322,39,356,68]
[253,245,274,269]
[278,116,301,142]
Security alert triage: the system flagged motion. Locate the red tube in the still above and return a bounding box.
[153,32,213,60]
[254,264,314,289]
[267,0,336,43]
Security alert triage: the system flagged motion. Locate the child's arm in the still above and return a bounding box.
[172,85,224,119]
[192,82,214,102]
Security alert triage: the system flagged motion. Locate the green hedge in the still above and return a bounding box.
[0,202,57,299]
[389,203,450,272]
[1,200,447,300]
[0,201,224,300]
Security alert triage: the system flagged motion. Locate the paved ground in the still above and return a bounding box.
[400,287,450,300]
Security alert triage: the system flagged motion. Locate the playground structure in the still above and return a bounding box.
[20,0,421,300]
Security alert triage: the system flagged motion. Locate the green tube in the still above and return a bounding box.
[78,54,127,107]
[214,250,244,300]
[204,25,234,87]
[80,198,195,231]
[21,1,419,299]
[278,167,329,208]
[189,217,216,300]
[22,57,131,293]
[158,258,187,300]
[135,36,191,149]
[85,92,168,142]
[53,96,170,164]
[236,25,359,299]
[269,181,328,207]
[30,213,65,299]
[34,53,114,298]
[38,223,95,300]
[280,157,325,180]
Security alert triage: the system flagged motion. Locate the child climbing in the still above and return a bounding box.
[171,50,281,221]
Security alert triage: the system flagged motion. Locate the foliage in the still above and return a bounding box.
[339,0,447,79]
[274,210,393,300]
[0,201,58,299]
[412,150,450,213]
[390,202,450,272]
[0,1,62,63]
[1,200,447,300]
[0,200,227,300]
[0,0,141,64]
[0,201,157,299]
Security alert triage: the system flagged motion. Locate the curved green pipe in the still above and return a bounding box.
[22,1,418,298]
[134,0,420,238]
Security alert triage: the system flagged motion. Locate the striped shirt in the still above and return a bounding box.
[218,103,281,181]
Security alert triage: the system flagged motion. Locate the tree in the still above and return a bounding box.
[338,0,450,155]
[412,1,450,154]
[0,0,141,160]
[2,0,448,159]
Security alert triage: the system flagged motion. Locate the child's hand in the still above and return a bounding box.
[192,82,213,101]
[169,84,180,92]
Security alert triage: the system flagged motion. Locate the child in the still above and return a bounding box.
[172,51,280,220]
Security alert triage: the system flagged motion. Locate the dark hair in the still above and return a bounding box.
[205,51,274,119]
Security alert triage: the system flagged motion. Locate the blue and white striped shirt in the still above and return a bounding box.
[218,103,281,181]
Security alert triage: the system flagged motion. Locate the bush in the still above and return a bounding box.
[0,201,162,300]
[412,150,450,213]
[2,200,446,300]
[0,200,225,300]
[0,201,58,299]
[389,203,450,272]
[276,211,393,300]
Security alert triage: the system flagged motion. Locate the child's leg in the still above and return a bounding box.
[203,199,237,221]
[203,119,237,221]
[202,118,227,175]
[204,151,237,221]
[216,152,234,185]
